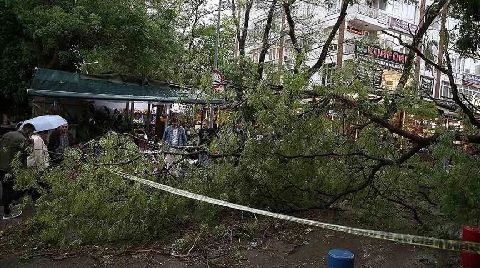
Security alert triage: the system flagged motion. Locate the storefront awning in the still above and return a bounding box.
[27,68,224,104]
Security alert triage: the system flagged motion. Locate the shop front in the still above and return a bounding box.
[28,68,224,142]
[355,43,408,91]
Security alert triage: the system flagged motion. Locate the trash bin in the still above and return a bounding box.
[327,249,354,268]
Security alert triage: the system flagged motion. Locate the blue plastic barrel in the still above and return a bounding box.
[327,249,355,268]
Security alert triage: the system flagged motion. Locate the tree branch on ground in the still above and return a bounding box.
[334,94,436,144]
[372,182,426,226]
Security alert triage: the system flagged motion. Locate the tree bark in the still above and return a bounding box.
[306,0,349,80]
[396,0,448,91]
[231,0,241,57]
[433,2,448,98]
[413,0,426,84]
[282,0,303,74]
[238,0,254,57]
[256,0,278,81]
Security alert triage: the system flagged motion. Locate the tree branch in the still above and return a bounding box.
[381,30,448,74]
[238,0,254,57]
[282,0,303,74]
[256,0,278,81]
[275,151,393,164]
[444,51,480,128]
[306,0,349,80]
[396,0,448,91]
[334,94,435,144]
[231,0,241,52]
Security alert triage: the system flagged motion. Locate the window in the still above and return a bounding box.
[326,0,339,11]
[379,0,387,10]
[392,1,401,15]
[441,81,452,99]
[329,44,338,52]
[322,63,336,86]
[271,47,277,61]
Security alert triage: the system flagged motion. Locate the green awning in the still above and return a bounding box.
[27,68,223,104]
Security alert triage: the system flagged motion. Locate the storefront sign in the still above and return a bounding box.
[346,25,365,35]
[389,17,418,35]
[463,74,480,88]
[355,44,408,66]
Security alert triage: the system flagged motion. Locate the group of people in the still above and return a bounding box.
[162,118,217,169]
[0,123,74,219]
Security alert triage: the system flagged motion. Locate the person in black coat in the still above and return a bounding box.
[48,124,74,165]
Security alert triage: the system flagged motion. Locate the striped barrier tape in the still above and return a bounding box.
[107,169,480,254]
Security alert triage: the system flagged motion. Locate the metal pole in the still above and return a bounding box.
[210,0,222,128]
[214,0,222,70]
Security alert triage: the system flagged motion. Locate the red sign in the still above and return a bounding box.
[212,69,224,92]
[356,44,407,65]
[346,25,365,35]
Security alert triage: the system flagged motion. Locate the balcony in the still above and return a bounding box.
[324,4,388,31]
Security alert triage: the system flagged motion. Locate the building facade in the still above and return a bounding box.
[321,0,480,103]
[245,0,480,104]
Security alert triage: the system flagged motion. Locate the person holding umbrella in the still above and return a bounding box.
[0,123,35,219]
[27,130,50,169]
[19,115,71,165]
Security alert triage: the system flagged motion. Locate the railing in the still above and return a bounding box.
[354,4,378,19]
[326,4,388,25]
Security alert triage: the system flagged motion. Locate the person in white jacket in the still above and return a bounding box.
[27,131,49,169]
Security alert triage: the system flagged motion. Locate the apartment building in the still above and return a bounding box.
[321,0,480,103]
[245,0,480,104]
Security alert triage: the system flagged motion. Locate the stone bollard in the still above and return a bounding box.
[327,249,354,268]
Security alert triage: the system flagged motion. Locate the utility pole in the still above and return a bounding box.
[434,2,449,99]
[336,0,346,67]
[278,7,286,83]
[214,0,222,70]
[210,0,223,128]
[414,0,426,85]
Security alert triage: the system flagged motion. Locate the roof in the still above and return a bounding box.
[27,68,223,104]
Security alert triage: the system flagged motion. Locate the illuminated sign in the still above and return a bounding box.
[355,44,408,65]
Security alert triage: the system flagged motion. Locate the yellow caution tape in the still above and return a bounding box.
[107,169,480,254]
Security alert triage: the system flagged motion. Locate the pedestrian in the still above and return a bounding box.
[163,118,187,147]
[48,124,74,165]
[162,118,187,169]
[27,130,50,169]
[197,120,216,165]
[0,123,35,219]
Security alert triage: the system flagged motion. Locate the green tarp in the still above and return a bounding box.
[27,68,223,104]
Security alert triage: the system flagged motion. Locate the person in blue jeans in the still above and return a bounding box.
[162,118,187,169]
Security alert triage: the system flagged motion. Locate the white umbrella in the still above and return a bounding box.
[20,115,68,132]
